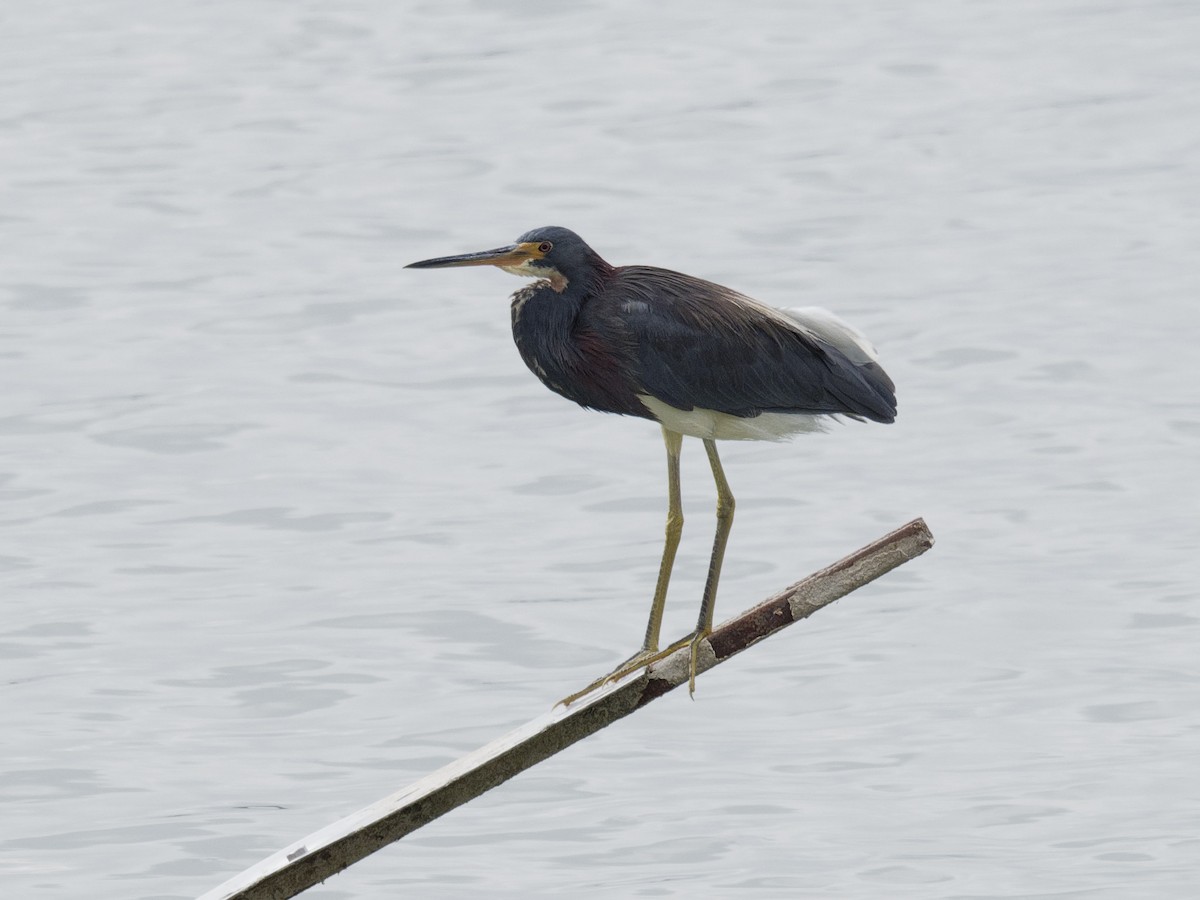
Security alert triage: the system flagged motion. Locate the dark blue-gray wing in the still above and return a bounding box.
[598,267,896,423]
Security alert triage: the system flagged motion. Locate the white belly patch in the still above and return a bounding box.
[637,395,828,441]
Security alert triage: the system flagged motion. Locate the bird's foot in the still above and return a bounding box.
[640,629,711,697]
[557,648,666,707]
[557,631,712,707]
[684,628,712,697]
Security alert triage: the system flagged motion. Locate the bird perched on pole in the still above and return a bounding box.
[407,226,895,700]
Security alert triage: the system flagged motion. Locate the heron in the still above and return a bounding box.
[406,226,895,699]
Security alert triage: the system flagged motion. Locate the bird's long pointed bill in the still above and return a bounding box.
[405,244,525,269]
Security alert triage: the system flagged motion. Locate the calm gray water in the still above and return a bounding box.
[3,2,1198,898]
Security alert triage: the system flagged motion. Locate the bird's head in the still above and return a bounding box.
[405,226,609,292]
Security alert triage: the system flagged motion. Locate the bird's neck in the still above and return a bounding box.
[509,270,650,419]
[511,280,583,348]
[510,278,590,400]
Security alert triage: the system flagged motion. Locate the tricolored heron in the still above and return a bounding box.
[407,226,895,698]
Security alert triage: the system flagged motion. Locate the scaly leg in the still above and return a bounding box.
[640,427,684,654]
[575,437,735,700]
[687,438,736,694]
[559,428,685,705]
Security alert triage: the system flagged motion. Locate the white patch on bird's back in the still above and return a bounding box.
[715,287,881,366]
[782,306,881,365]
[637,395,829,441]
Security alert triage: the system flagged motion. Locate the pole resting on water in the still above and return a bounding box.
[200,518,934,900]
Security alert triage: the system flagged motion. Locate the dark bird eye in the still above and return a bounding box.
[538,241,553,253]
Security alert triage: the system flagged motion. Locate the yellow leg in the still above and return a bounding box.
[559,435,737,706]
[641,427,684,653]
[559,428,684,705]
[688,438,736,694]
